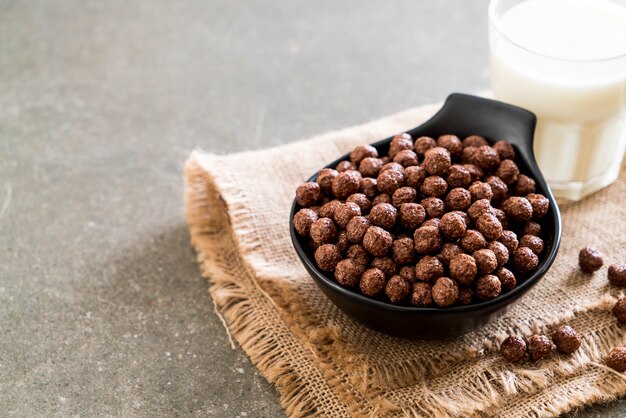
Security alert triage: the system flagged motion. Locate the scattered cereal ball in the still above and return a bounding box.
[399,265,417,284]
[372,256,398,278]
[350,144,378,164]
[500,335,527,363]
[336,230,350,253]
[310,218,337,245]
[389,133,414,157]
[469,181,493,202]
[316,168,338,194]
[514,174,536,196]
[521,221,542,237]
[493,140,516,160]
[360,178,378,199]
[422,218,440,228]
[421,197,446,218]
[463,135,489,148]
[314,244,342,271]
[578,246,603,273]
[468,199,495,221]
[473,249,498,274]
[476,213,503,240]
[414,136,437,157]
[414,226,442,255]
[613,297,626,323]
[437,243,464,266]
[415,255,445,282]
[363,226,393,257]
[495,267,516,292]
[392,237,415,265]
[440,212,467,240]
[461,230,488,253]
[423,147,452,176]
[386,275,411,304]
[405,165,426,189]
[552,326,582,354]
[496,159,520,185]
[493,208,508,230]
[447,164,472,188]
[296,182,321,207]
[359,157,383,178]
[514,247,539,275]
[486,176,508,204]
[450,253,477,286]
[333,202,361,228]
[346,244,370,269]
[393,149,419,167]
[499,230,519,254]
[437,134,463,157]
[293,208,319,236]
[410,282,434,307]
[334,259,363,287]
[446,188,472,211]
[421,176,448,197]
[526,193,549,219]
[457,287,474,305]
[360,268,387,296]
[475,274,501,300]
[432,277,459,307]
[399,203,426,229]
[605,348,626,372]
[502,196,533,222]
[474,145,500,170]
[332,171,360,198]
[520,235,544,255]
[377,169,405,195]
[347,193,372,214]
[346,216,371,243]
[608,264,626,286]
[369,203,397,229]
[528,335,552,361]
[462,146,478,164]
[336,160,357,172]
[487,241,508,267]
[392,187,417,207]
[372,193,392,205]
[464,164,484,182]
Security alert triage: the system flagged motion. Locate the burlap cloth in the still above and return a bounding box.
[184,102,626,417]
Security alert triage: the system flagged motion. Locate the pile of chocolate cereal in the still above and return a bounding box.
[293,133,550,307]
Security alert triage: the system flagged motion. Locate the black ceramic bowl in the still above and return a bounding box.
[289,93,562,339]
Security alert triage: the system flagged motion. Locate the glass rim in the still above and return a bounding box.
[488,0,626,63]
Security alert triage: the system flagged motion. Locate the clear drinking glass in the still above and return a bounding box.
[488,0,626,201]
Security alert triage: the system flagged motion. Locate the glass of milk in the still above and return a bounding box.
[489,0,626,201]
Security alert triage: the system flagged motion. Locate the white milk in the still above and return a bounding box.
[489,0,626,200]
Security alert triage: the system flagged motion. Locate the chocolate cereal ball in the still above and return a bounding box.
[389,133,414,157]
[363,226,393,257]
[336,230,350,253]
[399,265,417,284]
[410,282,434,307]
[514,174,536,196]
[469,181,493,202]
[552,326,582,354]
[608,264,626,286]
[350,144,378,164]
[578,246,603,273]
[377,169,405,195]
[521,221,542,237]
[372,193,392,205]
[314,244,342,271]
[446,188,472,211]
[359,157,383,178]
[386,275,411,304]
[475,274,501,300]
[392,237,415,265]
[437,134,463,157]
[461,230,488,253]
[464,164,484,182]
[528,335,552,362]
[421,197,446,218]
[499,230,519,254]
[316,168,338,194]
[502,196,533,222]
[486,176,508,204]
[372,256,398,278]
[447,164,472,188]
[422,218,440,228]
[462,146,478,164]
[293,208,318,236]
[514,247,539,275]
[457,287,474,305]
[392,187,417,207]
[360,268,387,297]
[526,193,549,219]
[423,147,452,176]
[360,178,378,199]
[336,160,357,172]
[296,182,321,207]
[476,213,503,240]
[399,203,426,229]
[450,210,471,227]
[347,193,372,214]
[519,235,544,255]
[474,145,500,171]
[468,199,495,221]
[414,136,437,157]
[414,226,442,255]
[473,249,498,274]
[334,259,363,287]
[393,150,419,167]
[318,200,340,219]
[463,135,489,148]
[346,216,371,243]
[437,243,464,266]
[346,244,370,269]
[488,241,510,267]
[369,203,397,229]
[310,218,337,245]
[415,255,444,282]
[493,208,508,230]
[501,335,527,363]
[496,159,520,185]
[332,171,360,199]
[334,202,361,228]
[381,162,405,174]
[421,176,448,197]
[405,165,426,189]
[450,253,477,286]
[432,277,459,307]
[493,140,516,160]
[440,212,467,240]
[613,297,626,323]
[495,267,516,292]
[605,348,626,372]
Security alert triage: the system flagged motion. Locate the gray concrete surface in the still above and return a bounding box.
[0,0,623,416]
